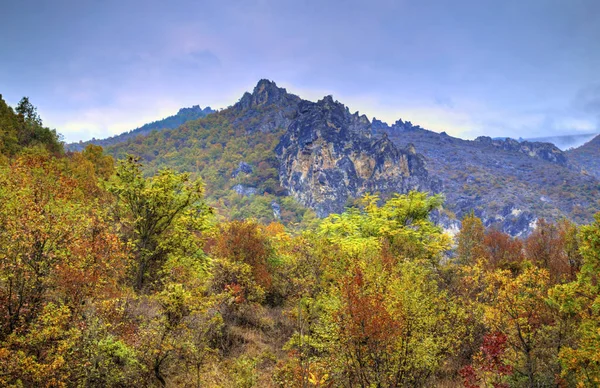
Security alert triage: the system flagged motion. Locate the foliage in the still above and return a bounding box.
[550,213,600,386]
[3,113,600,386]
[0,95,62,155]
[109,155,211,291]
[318,191,450,264]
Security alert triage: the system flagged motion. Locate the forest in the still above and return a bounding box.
[1,98,599,388]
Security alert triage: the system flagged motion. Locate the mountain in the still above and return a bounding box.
[566,134,600,178]
[372,120,600,235]
[526,133,598,150]
[67,105,215,151]
[103,80,600,235]
[106,80,433,225]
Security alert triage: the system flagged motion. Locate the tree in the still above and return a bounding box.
[15,97,42,126]
[457,212,486,265]
[549,213,600,386]
[482,229,524,272]
[280,193,465,387]
[0,150,129,386]
[318,191,450,265]
[524,219,578,283]
[13,97,62,154]
[109,155,211,291]
[482,265,561,387]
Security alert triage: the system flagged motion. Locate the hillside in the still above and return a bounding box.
[372,120,600,235]
[566,134,600,178]
[104,80,600,236]
[0,94,63,155]
[67,105,214,151]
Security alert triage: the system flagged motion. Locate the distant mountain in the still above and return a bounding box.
[566,134,600,179]
[525,133,598,150]
[103,80,600,235]
[67,105,215,151]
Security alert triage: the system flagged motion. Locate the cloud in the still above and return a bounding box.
[574,84,600,120]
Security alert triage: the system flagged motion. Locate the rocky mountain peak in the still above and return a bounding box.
[236,79,300,111]
[231,79,302,132]
[177,105,214,116]
[391,119,422,132]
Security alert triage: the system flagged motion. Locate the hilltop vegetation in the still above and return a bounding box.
[1,98,600,387]
[0,95,62,156]
[67,105,215,152]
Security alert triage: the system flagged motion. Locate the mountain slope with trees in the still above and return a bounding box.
[102,80,600,236]
[67,105,215,152]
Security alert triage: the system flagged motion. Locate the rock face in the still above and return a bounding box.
[231,161,253,178]
[276,96,434,217]
[232,184,258,197]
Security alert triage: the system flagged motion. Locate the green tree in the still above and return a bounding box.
[109,155,211,291]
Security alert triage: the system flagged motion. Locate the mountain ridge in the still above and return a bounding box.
[67,104,215,152]
[101,79,600,235]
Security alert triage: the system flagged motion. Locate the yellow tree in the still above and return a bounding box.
[281,192,466,387]
[549,214,600,386]
[482,265,562,387]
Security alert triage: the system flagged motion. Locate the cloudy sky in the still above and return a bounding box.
[1,0,599,142]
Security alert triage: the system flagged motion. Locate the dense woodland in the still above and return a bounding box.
[1,97,600,387]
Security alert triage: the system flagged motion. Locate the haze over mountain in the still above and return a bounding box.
[96,80,600,236]
[525,133,599,151]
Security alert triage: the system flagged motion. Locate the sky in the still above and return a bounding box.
[1,0,599,143]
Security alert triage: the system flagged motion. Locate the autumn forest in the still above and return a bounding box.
[1,96,600,388]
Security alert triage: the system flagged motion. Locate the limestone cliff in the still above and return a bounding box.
[276,96,435,217]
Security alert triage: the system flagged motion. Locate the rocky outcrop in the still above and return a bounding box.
[276,96,435,217]
[231,161,253,178]
[230,79,302,133]
[232,184,258,197]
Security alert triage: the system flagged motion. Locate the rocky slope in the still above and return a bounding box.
[276,96,434,216]
[373,120,600,235]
